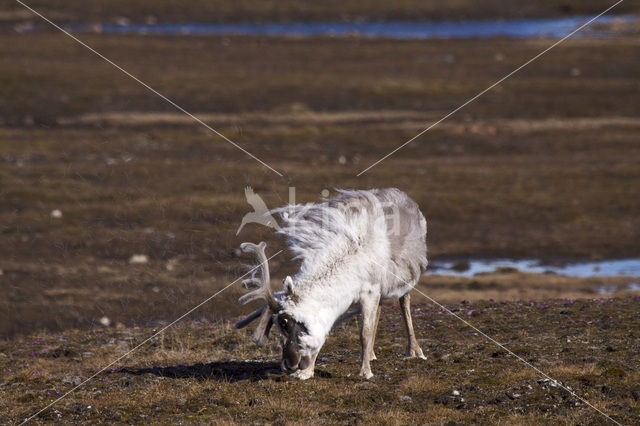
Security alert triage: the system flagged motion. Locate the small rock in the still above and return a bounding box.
[452,390,460,396]
[166,258,179,271]
[62,375,83,386]
[399,395,412,402]
[50,209,63,219]
[114,16,131,26]
[129,254,149,264]
[99,316,111,327]
[338,155,347,165]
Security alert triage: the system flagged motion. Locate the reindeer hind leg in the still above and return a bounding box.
[399,293,426,359]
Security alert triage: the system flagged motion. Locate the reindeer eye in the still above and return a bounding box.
[279,316,289,329]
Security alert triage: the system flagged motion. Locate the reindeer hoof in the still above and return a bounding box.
[404,354,427,360]
[291,369,314,380]
[358,369,374,380]
[404,347,427,360]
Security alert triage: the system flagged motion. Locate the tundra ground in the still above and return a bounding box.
[1,32,639,336]
[1,296,639,424]
[1,14,639,424]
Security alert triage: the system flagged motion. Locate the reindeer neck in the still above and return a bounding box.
[283,274,359,338]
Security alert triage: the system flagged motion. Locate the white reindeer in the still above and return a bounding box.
[236,188,427,379]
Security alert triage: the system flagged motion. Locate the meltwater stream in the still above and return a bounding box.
[429,258,640,278]
[62,15,635,39]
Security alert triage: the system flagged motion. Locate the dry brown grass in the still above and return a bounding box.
[1,297,638,424]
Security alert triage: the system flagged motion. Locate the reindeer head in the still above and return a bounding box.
[235,242,316,375]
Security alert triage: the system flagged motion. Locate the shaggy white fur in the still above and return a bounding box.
[269,188,428,377]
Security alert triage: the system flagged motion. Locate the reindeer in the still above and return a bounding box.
[236,188,427,379]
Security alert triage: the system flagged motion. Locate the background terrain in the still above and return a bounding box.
[2,0,640,23]
[2,27,639,337]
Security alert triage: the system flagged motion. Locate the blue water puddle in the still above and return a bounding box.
[429,258,640,278]
[596,282,640,294]
[60,15,635,39]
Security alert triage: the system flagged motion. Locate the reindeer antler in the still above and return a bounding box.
[235,241,280,346]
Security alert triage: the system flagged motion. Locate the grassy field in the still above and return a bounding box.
[2,297,639,424]
[1,8,639,424]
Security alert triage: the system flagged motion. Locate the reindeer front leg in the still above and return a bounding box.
[369,305,381,361]
[359,294,380,379]
[290,351,319,380]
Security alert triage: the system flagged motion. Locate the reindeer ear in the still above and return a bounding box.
[283,276,294,295]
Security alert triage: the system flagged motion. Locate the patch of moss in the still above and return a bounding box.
[602,366,626,378]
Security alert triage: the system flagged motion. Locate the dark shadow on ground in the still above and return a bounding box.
[118,361,333,382]
[118,361,285,382]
